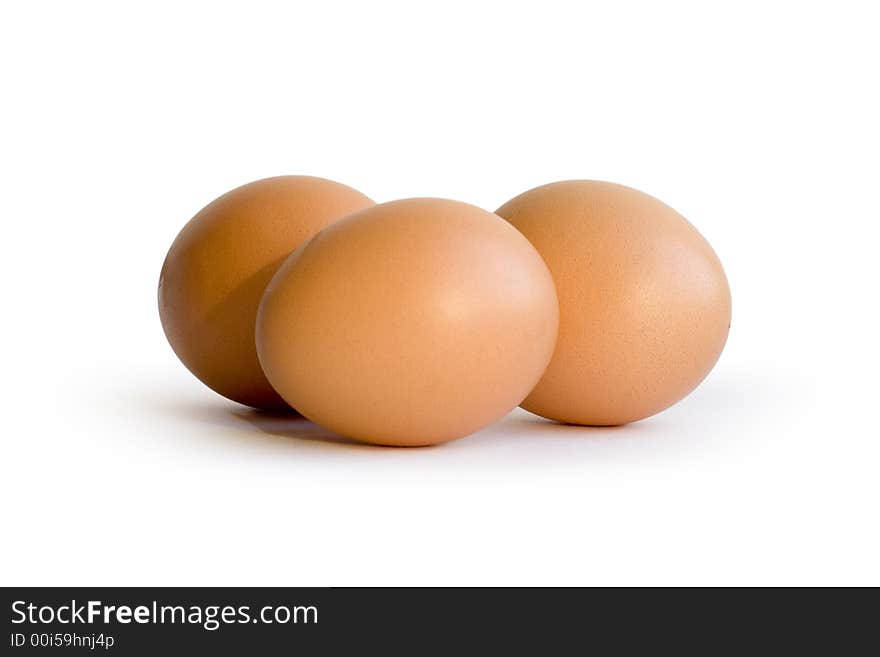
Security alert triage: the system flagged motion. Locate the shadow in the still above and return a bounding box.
[143,354,698,466]
[500,408,654,436]
[231,409,476,451]
[150,390,655,455]
[146,394,383,452]
[230,408,372,449]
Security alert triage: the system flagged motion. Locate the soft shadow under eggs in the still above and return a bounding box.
[230,408,372,449]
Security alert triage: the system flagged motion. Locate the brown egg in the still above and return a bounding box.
[256,198,559,446]
[159,176,374,409]
[497,180,731,425]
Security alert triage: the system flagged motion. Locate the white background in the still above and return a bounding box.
[2,1,878,586]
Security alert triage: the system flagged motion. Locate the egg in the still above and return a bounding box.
[255,198,559,446]
[496,180,731,425]
[158,176,374,409]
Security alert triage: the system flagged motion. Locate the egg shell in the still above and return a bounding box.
[256,198,560,446]
[158,175,374,409]
[497,180,731,425]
